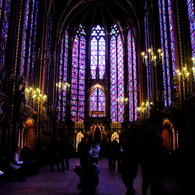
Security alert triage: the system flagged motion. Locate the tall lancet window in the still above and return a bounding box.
[187,0,195,81]
[144,11,153,104]
[128,30,138,121]
[71,25,86,122]
[90,25,105,79]
[58,31,69,121]
[110,24,125,122]
[20,0,39,81]
[0,0,11,77]
[159,0,177,107]
[90,84,106,117]
[45,11,53,96]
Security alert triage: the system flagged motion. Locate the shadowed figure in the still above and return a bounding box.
[73,158,100,193]
[89,143,100,164]
[58,135,70,173]
[141,135,169,195]
[9,147,25,181]
[120,136,139,195]
[78,137,90,168]
[169,139,195,195]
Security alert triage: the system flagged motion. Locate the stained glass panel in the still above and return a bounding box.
[159,0,176,107]
[58,31,69,121]
[90,25,105,79]
[19,0,38,84]
[0,0,11,73]
[71,26,86,122]
[110,25,124,122]
[187,0,195,80]
[128,30,138,121]
[90,87,105,117]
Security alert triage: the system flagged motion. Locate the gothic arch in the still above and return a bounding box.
[161,118,178,151]
[18,118,36,150]
[87,122,108,144]
[88,83,107,117]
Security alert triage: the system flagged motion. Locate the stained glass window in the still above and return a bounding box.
[0,0,11,76]
[128,30,138,121]
[187,0,195,80]
[144,12,153,104]
[90,25,105,79]
[45,12,54,102]
[90,84,105,117]
[20,0,38,83]
[71,25,86,122]
[158,0,176,107]
[58,31,69,121]
[110,24,124,122]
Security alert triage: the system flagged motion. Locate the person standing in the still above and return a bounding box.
[58,134,70,173]
[141,135,169,195]
[78,137,90,168]
[120,137,139,195]
[73,158,100,192]
[111,138,120,170]
[89,143,100,164]
[48,141,60,172]
[9,147,25,181]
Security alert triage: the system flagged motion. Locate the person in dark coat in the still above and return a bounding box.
[120,137,139,195]
[48,141,60,172]
[89,143,100,164]
[20,145,37,175]
[141,135,169,195]
[78,137,90,168]
[107,139,120,169]
[73,158,100,193]
[58,134,70,173]
[9,147,26,181]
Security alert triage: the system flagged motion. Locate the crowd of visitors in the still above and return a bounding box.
[9,146,27,181]
[47,134,71,173]
[1,133,194,195]
[77,137,90,168]
[75,134,173,195]
[140,134,169,195]
[0,134,72,182]
[106,138,123,170]
[0,145,37,182]
[76,138,101,192]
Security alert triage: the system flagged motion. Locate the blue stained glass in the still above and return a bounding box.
[187,0,195,80]
[90,86,105,117]
[168,0,177,77]
[128,30,138,121]
[158,0,176,107]
[13,0,39,107]
[20,0,30,76]
[0,0,11,72]
[71,26,86,122]
[110,25,124,122]
[90,25,105,79]
[58,31,69,121]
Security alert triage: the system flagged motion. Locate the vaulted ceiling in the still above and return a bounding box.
[53,0,145,38]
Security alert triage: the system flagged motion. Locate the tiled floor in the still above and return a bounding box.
[0,158,179,195]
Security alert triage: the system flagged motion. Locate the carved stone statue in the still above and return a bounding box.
[15,86,26,123]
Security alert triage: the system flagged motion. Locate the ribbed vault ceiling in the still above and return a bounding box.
[54,0,145,37]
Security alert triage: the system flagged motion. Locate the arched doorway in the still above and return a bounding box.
[94,125,101,143]
[87,123,108,143]
[18,118,36,150]
[161,118,178,151]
